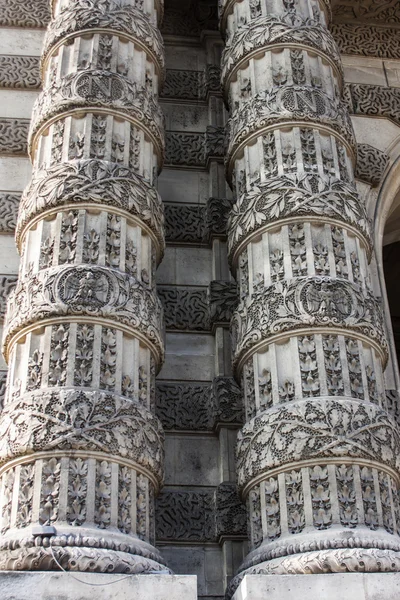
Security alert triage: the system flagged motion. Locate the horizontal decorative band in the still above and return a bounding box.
[345,82,400,128]
[156,484,247,543]
[227,173,372,266]
[0,387,164,482]
[226,86,356,172]
[42,2,165,79]
[0,545,168,575]
[156,376,244,431]
[231,276,387,372]
[165,126,225,168]
[0,193,19,233]
[158,281,238,332]
[0,0,49,28]
[0,119,29,156]
[218,0,332,34]
[332,23,400,60]
[0,55,41,89]
[161,65,221,101]
[17,160,165,256]
[29,69,165,161]
[221,15,341,90]
[158,287,210,331]
[236,397,400,491]
[3,264,164,364]
[356,143,390,187]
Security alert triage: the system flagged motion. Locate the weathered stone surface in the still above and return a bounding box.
[0,573,197,600]
[232,573,400,600]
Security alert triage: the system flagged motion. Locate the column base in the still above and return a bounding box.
[232,573,400,600]
[0,572,197,600]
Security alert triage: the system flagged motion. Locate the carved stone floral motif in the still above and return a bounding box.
[0,388,164,482]
[29,70,165,157]
[236,398,400,490]
[221,14,342,86]
[17,160,165,255]
[3,265,165,364]
[42,0,165,75]
[227,174,372,264]
[231,277,387,370]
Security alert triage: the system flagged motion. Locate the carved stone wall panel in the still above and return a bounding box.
[0,193,19,233]
[0,0,49,28]
[211,376,244,427]
[0,276,17,321]
[346,83,400,126]
[209,280,239,326]
[156,490,216,541]
[155,377,244,431]
[0,372,7,413]
[165,131,205,167]
[158,287,210,331]
[155,382,213,431]
[0,56,41,89]
[216,483,247,539]
[356,144,390,186]
[203,197,233,242]
[162,69,204,101]
[164,204,205,245]
[332,1,400,24]
[332,24,400,59]
[0,119,29,155]
[155,484,247,542]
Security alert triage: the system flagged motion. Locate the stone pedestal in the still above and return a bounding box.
[232,573,400,600]
[0,572,197,600]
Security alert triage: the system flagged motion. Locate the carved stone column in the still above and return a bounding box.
[219,0,400,592]
[0,0,170,574]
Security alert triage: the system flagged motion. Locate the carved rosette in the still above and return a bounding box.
[220,0,400,592]
[0,0,169,575]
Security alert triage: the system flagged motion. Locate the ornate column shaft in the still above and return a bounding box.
[0,0,170,574]
[219,0,400,592]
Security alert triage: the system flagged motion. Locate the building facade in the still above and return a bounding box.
[0,0,399,598]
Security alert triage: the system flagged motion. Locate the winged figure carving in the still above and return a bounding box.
[305,280,351,318]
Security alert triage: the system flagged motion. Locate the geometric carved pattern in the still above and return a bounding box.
[164,198,232,246]
[0,56,41,89]
[156,483,246,542]
[346,83,400,126]
[164,205,205,245]
[158,287,210,331]
[332,24,400,59]
[0,0,50,27]
[0,119,29,155]
[355,144,390,186]
[165,127,224,167]
[156,377,244,431]
[0,193,19,233]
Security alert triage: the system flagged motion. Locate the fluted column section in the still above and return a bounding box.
[219,0,400,592]
[0,0,170,574]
